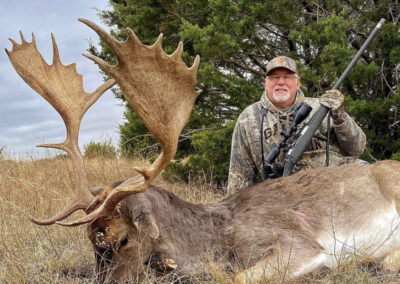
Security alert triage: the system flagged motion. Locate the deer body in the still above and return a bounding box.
[89,160,400,282]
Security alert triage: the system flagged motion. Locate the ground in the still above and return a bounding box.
[1,157,400,283]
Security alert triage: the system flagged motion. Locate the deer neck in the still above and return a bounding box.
[145,187,228,267]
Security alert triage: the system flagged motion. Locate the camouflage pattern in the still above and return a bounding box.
[319,90,344,111]
[319,89,346,124]
[266,56,298,74]
[227,90,367,194]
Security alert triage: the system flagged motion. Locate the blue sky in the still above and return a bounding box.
[0,0,124,158]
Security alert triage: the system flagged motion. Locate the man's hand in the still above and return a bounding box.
[319,89,346,124]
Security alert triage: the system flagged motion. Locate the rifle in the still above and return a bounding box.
[282,18,385,177]
[263,102,312,179]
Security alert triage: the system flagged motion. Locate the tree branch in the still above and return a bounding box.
[224,59,265,77]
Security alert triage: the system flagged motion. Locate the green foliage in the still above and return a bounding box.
[346,92,400,160]
[119,106,159,158]
[94,0,400,184]
[188,122,234,183]
[162,122,235,185]
[162,161,190,183]
[84,140,117,159]
[392,152,400,161]
[53,153,70,160]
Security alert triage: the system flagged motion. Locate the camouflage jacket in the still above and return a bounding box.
[227,90,367,194]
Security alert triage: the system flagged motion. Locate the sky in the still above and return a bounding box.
[0,0,125,159]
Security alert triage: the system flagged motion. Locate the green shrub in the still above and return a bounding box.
[162,122,235,185]
[84,140,117,159]
[391,152,400,161]
[53,153,70,160]
[162,160,191,183]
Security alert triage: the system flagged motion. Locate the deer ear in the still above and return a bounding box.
[133,212,159,239]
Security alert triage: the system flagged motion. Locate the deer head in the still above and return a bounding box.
[87,189,161,283]
[6,19,200,226]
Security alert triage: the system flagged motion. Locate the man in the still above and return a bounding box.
[227,56,366,194]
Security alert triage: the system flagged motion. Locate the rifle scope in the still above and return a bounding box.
[266,102,313,164]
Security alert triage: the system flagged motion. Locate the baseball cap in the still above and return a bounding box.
[266,56,298,74]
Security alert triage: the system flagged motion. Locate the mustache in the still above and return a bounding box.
[273,86,289,92]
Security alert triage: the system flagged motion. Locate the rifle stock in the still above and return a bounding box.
[282,18,385,177]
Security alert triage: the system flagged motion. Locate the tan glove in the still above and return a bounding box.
[319,89,346,124]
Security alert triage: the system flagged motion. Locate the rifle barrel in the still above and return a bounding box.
[333,18,385,89]
[282,18,385,177]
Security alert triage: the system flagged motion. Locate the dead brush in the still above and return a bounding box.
[0,157,150,283]
[0,156,223,283]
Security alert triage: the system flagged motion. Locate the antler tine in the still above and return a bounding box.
[6,31,116,225]
[82,52,114,75]
[126,28,143,47]
[30,195,89,225]
[19,30,27,43]
[58,175,146,226]
[78,18,121,52]
[190,55,201,79]
[88,77,117,108]
[152,33,164,52]
[57,19,201,226]
[170,41,183,60]
[51,33,61,65]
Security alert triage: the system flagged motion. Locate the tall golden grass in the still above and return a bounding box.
[0,157,398,283]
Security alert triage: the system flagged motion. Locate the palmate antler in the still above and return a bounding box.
[7,19,200,226]
[6,32,116,225]
[60,19,201,226]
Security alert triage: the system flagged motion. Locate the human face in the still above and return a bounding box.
[264,68,300,109]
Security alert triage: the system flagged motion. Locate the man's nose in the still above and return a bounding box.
[277,76,286,84]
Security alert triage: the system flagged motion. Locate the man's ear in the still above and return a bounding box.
[296,76,301,90]
[133,211,160,239]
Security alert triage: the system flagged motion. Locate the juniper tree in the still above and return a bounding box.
[92,0,399,184]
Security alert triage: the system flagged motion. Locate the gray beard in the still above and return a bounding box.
[271,91,291,103]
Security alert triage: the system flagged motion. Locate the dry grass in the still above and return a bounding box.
[0,157,399,283]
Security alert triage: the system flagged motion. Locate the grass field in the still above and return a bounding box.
[0,157,399,283]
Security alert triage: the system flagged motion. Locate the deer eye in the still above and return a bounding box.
[133,218,140,230]
[117,236,130,251]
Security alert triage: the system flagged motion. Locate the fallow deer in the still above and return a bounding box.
[6,19,400,284]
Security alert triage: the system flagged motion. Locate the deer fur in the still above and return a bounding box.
[88,160,400,283]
